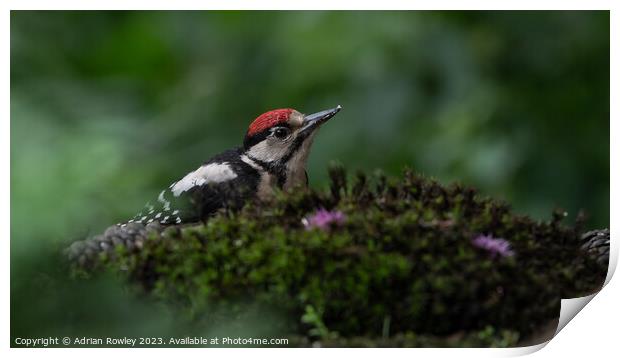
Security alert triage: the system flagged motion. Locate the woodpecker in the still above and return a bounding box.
[128,105,342,226]
[67,106,342,264]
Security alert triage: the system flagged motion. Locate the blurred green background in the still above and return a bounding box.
[11,11,609,343]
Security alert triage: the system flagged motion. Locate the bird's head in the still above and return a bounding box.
[243,105,341,167]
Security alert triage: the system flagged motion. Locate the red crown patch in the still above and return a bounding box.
[247,108,294,137]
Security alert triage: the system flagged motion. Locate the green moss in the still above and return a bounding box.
[97,165,606,347]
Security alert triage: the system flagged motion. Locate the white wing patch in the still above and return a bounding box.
[170,162,237,197]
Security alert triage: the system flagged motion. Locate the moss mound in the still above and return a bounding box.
[94,166,606,347]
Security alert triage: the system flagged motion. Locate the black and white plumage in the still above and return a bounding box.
[125,105,342,226]
[125,148,261,227]
[67,106,342,265]
[580,228,610,265]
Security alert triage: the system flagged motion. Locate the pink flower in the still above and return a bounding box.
[302,208,346,231]
[472,234,515,258]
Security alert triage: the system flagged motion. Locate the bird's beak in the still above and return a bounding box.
[300,105,342,136]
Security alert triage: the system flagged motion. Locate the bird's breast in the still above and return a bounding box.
[283,169,308,190]
[256,171,278,200]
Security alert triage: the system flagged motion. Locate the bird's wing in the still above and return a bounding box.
[125,158,247,226]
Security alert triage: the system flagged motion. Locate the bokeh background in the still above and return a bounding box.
[11,11,609,342]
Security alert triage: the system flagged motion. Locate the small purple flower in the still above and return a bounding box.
[302,208,346,231]
[471,234,515,258]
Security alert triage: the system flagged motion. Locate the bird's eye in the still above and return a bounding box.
[274,127,290,139]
